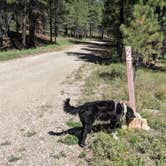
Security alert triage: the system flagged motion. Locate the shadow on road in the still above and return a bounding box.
[66,40,118,64]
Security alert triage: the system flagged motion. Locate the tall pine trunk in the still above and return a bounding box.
[49,0,53,42]
[29,0,36,47]
[89,24,92,38]
[29,15,36,47]
[54,22,57,43]
[15,11,20,33]
[0,1,4,48]
[117,1,124,62]
[54,0,59,43]
[22,0,27,48]
[0,0,7,48]
[65,24,68,36]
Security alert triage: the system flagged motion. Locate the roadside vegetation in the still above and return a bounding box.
[0,37,73,61]
[79,63,166,111]
[61,58,166,165]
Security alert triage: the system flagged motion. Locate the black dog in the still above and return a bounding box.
[63,98,135,147]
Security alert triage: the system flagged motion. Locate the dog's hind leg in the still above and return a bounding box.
[80,123,92,147]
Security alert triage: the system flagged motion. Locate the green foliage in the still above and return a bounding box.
[7,155,21,162]
[64,0,103,32]
[102,0,121,37]
[78,151,87,158]
[91,132,146,166]
[148,0,166,7]
[89,113,166,165]
[59,135,79,145]
[66,119,81,128]
[23,131,36,137]
[0,37,73,61]
[121,3,164,63]
[50,151,66,159]
[81,63,166,111]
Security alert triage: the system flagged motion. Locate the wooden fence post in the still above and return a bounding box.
[125,46,136,112]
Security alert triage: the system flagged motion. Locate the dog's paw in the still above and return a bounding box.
[112,132,119,141]
[79,143,86,148]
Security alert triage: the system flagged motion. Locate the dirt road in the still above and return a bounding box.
[0,41,104,166]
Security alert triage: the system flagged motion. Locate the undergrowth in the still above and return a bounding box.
[79,63,166,111]
[76,61,166,165]
[0,37,73,61]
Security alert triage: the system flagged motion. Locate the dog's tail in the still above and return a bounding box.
[63,98,79,115]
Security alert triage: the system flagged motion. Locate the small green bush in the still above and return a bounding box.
[66,119,81,128]
[78,151,86,158]
[59,135,79,145]
[7,155,21,162]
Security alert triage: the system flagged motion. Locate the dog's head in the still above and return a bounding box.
[122,103,136,125]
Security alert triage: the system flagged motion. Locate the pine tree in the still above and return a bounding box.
[88,0,103,38]
[121,3,164,65]
[102,0,126,61]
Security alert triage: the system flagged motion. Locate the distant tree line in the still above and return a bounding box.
[0,0,165,64]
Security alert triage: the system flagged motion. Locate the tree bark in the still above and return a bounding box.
[0,0,7,48]
[49,0,53,42]
[22,0,27,48]
[29,16,36,47]
[15,10,20,33]
[29,0,36,47]
[65,24,68,36]
[89,23,92,38]
[22,15,26,48]
[101,27,104,39]
[54,0,59,43]
[117,1,124,62]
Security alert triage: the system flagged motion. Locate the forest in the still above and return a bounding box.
[0,0,165,65]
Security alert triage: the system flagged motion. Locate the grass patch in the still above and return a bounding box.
[23,131,36,137]
[66,119,81,128]
[78,151,87,158]
[50,151,66,160]
[0,37,73,61]
[7,155,21,163]
[90,128,166,166]
[59,135,79,145]
[74,64,86,80]
[80,63,166,111]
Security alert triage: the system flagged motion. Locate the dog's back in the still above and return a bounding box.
[64,98,118,118]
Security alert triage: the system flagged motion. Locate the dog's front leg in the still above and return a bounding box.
[110,120,122,129]
[110,121,120,141]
